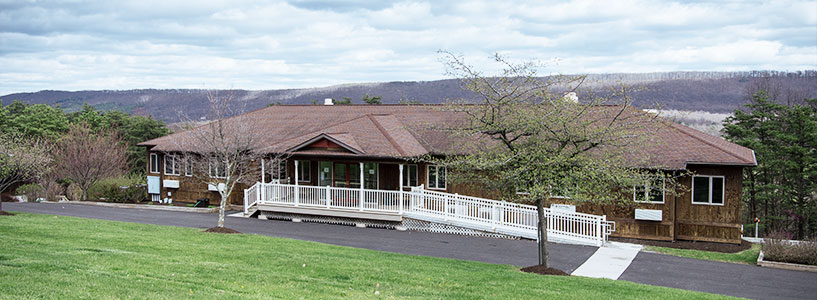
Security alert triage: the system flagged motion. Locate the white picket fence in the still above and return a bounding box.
[244,182,614,246]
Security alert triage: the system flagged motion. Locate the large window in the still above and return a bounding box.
[209,161,227,178]
[297,161,311,182]
[427,165,446,190]
[269,159,287,181]
[692,175,724,205]
[185,157,192,176]
[634,178,664,203]
[402,164,418,187]
[149,153,159,174]
[164,154,180,175]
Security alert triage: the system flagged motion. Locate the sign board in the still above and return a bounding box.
[551,204,576,213]
[163,179,180,189]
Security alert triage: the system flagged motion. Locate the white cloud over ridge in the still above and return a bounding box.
[0,0,815,95]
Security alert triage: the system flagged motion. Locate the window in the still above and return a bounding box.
[692,175,724,205]
[364,162,378,189]
[270,159,286,181]
[209,161,227,178]
[427,165,446,190]
[634,178,664,203]
[149,153,159,174]
[184,157,192,176]
[402,164,418,187]
[164,154,180,175]
[297,161,311,182]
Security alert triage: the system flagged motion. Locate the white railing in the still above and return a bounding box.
[406,186,612,246]
[244,182,614,246]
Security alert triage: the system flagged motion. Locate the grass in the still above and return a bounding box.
[644,244,761,265]
[0,213,736,300]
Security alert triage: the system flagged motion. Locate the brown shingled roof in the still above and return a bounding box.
[139,104,756,170]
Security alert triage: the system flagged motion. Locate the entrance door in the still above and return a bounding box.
[332,162,360,188]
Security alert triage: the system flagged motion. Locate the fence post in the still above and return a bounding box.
[444,194,450,218]
[294,185,299,207]
[492,203,498,225]
[260,182,266,204]
[243,188,248,215]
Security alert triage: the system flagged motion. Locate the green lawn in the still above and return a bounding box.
[0,213,736,299]
[644,244,761,265]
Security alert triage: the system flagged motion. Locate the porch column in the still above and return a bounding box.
[399,164,404,214]
[359,162,364,211]
[261,158,265,184]
[294,160,299,206]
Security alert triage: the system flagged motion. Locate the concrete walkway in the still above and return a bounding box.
[571,241,643,279]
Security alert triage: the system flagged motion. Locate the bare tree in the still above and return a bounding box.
[53,124,129,201]
[0,133,51,210]
[436,52,677,269]
[169,91,269,230]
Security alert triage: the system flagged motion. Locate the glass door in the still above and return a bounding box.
[331,162,362,188]
[318,161,332,187]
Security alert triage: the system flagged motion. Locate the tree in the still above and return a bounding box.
[0,133,51,210]
[362,94,382,104]
[3,102,69,139]
[723,92,817,238]
[435,52,667,268]
[169,91,267,230]
[335,97,352,105]
[53,124,129,201]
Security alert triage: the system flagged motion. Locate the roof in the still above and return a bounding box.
[139,104,756,170]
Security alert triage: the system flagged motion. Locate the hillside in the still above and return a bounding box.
[1,71,815,123]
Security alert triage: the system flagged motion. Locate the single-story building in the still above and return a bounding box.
[139,103,756,244]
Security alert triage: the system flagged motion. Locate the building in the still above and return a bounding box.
[139,103,756,244]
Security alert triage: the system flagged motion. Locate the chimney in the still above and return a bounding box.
[324,98,334,105]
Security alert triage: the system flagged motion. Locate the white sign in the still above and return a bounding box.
[551,204,576,213]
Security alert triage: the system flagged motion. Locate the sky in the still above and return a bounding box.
[1,0,815,95]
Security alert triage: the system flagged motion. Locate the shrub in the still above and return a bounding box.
[15,184,44,202]
[762,232,817,266]
[88,175,146,203]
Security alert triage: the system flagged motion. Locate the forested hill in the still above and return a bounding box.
[2,71,815,123]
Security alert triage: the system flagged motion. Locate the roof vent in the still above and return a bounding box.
[324,98,334,106]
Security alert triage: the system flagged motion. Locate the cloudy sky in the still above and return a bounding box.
[1,0,815,95]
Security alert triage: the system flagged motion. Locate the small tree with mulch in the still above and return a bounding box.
[166,91,270,233]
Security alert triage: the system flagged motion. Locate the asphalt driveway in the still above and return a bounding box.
[5,202,817,299]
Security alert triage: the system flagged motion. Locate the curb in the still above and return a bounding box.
[757,251,817,273]
[42,201,219,214]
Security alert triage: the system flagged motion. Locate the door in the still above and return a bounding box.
[332,162,361,188]
[318,161,332,187]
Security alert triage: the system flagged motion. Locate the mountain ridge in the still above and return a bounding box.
[2,71,815,123]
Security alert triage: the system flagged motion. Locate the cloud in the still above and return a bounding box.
[0,0,815,95]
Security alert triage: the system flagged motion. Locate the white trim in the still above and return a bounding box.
[426,164,447,190]
[149,153,159,174]
[691,175,725,206]
[164,154,180,176]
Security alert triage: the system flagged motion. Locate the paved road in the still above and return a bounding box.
[6,202,817,299]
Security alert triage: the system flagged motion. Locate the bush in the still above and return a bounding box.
[15,184,44,202]
[762,232,817,266]
[88,175,146,203]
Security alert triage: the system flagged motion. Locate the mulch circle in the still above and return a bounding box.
[204,227,241,234]
[610,237,751,253]
[520,265,569,276]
